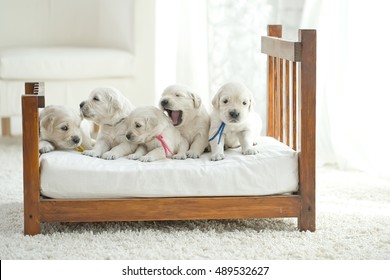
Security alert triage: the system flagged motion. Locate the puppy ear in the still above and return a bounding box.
[40,114,55,132]
[145,116,158,130]
[249,96,255,112]
[109,95,123,112]
[212,91,221,109]
[189,92,202,109]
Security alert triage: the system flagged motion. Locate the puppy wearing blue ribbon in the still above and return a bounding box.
[209,82,262,161]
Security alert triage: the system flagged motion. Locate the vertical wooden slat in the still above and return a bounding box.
[298,30,316,232]
[267,25,282,139]
[285,60,290,147]
[267,57,274,137]
[292,61,297,150]
[279,58,284,143]
[22,86,41,235]
[275,57,280,141]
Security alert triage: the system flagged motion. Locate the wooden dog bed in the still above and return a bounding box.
[22,25,316,235]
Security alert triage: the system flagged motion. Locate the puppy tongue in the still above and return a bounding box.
[171,110,181,125]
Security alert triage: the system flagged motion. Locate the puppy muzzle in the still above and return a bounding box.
[228,110,240,123]
[126,133,133,141]
[71,135,81,144]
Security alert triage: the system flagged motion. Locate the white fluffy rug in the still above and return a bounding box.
[1,136,389,260]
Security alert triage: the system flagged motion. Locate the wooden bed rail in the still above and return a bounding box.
[262,25,316,231]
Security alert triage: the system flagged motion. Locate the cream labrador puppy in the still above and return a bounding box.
[39,105,94,154]
[209,82,262,161]
[159,84,210,158]
[125,106,189,162]
[80,86,137,159]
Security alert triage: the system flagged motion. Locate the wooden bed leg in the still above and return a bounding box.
[1,117,11,137]
[22,83,43,235]
[297,29,316,232]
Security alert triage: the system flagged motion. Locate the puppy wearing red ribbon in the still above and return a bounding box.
[124,106,189,162]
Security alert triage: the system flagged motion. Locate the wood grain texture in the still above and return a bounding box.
[267,51,274,136]
[23,82,45,235]
[298,30,316,232]
[267,25,282,138]
[22,95,41,235]
[293,62,297,151]
[285,60,290,146]
[40,196,302,222]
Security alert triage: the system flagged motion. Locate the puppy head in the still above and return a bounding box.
[40,105,83,150]
[124,106,170,144]
[79,87,131,125]
[212,82,255,124]
[159,84,202,127]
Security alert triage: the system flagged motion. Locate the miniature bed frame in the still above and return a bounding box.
[22,25,316,235]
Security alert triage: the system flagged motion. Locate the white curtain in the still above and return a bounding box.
[155,0,272,117]
[207,0,271,123]
[155,0,209,105]
[302,0,390,180]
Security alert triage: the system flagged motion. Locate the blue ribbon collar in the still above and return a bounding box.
[209,122,225,144]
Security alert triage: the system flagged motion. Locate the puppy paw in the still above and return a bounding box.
[242,147,259,155]
[173,153,187,160]
[139,156,154,162]
[186,150,200,159]
[39,143,55,154]
[210,153,225,161]
[82,149,101,158]
[102,151,119,160]
[127,153,141,160]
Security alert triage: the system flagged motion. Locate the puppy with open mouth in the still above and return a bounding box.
[39,105,94,154]
[79,86,138,159]
[159,84,210,158]
[124,106,189,162]
[209,82,262,161]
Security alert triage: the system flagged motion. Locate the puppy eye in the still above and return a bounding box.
[93,96,99,101]
[223,99,228,104]
[175,94,181,97]
[135,122,142,128]
[243,101,247,105]
[61,125,68,131]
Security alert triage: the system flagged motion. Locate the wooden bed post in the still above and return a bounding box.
[298,30,316,232]
[262,25,316,231]
[22,82,44,235]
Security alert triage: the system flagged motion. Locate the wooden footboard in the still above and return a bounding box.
[22,25,316,235]
[262,25,316,231]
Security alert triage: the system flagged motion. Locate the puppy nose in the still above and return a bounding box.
[160,99,169,107]
[72,136,80,144]
[79,101,85,108]
[126,133,131,140]
[229,110,240,119]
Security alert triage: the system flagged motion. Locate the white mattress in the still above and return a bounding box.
[39,137,299,199]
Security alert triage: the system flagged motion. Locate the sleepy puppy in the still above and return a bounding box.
[125,106,189,162]
[159,84,210,158]
[80,87,137,159]
[39,105,94,154]
[209,82,262,161]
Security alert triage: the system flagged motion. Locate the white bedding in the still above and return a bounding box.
[39,137,299,199]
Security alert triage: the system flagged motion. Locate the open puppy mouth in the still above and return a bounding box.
[164,109,183,126]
